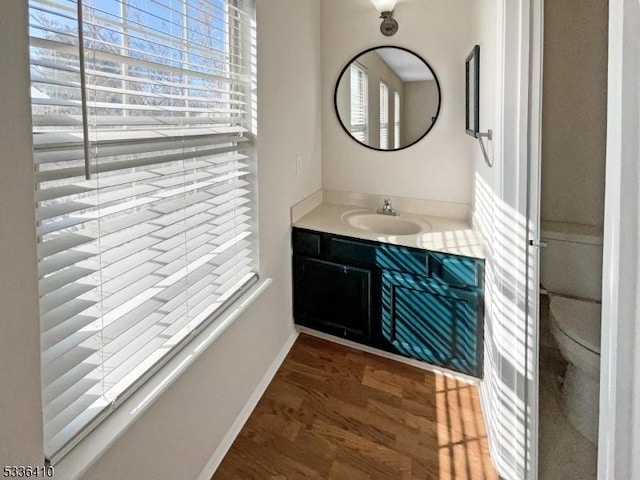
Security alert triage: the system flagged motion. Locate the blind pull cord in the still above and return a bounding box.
[77,0,91,180]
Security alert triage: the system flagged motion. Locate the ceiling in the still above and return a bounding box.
[375,48,434,82]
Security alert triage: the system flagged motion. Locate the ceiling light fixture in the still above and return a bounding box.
[371,0,399,36]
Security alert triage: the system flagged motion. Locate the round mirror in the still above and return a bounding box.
[334,46,441,151]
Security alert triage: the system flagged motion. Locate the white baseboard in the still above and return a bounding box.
[197,329,299,480]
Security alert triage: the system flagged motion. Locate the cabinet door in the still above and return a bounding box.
[293,256,372,341]
[381,270,480,376]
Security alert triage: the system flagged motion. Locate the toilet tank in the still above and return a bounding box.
[540,220,603,301]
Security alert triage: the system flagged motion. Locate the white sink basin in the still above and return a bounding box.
[343,211,432,236]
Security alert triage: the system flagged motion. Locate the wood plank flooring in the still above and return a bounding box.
[213,334,498,480]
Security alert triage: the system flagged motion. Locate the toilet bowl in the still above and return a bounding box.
[549,295,601,444]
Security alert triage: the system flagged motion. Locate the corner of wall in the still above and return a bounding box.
[0,0,45,467]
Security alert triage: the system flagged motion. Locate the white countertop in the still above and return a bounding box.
[293,203,486,259]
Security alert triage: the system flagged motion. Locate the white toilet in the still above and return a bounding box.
[541,220,603,444]
[548,296,601,443]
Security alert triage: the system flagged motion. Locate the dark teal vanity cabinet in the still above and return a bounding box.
[294,256,373,342]
[292,227,484,377]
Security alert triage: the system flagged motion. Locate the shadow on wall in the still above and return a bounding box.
[474,172,533,479]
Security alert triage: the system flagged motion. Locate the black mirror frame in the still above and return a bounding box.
[465,45,480,137]
[333,45,442,152]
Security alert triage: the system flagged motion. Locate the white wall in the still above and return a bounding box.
[469,0,509,476]
[598,0,640,478]
[0,1,44,468]
[541,0,608,227]
[0,1,322,478]
[403,80,439,145]
[469,0,500,473]
[321,0,475,205]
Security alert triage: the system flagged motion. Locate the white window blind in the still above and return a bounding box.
[350,64,368,143]
[28,0,257,462]
[394,91,400,149]
[380,82,389,150]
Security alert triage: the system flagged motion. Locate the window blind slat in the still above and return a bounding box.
[394,91,401,149]
[31,0,254,45]
[37,151,248,183]
[99,227,251,307]
[40,266,97,296]
[34,142,248,169]
[44,375,101,424]
[93,269,252,402]
[350,64,368,143]
[31,82,249,108]
[380,82,389,150]
[42,242,253,394]
[39,203,252,305]
[38,168,250,227]
[38,234,96,260]
[44,379,104,441]
[100,254,253,366]
[34,128,247,151]
[31,64,248,100]
[37,185,94,202]
[43,361,99,410]
[30,37,251,85]
[33,114,246,129]
[42,325,101,367]
[30,0,258,462]
[41,300,99,343]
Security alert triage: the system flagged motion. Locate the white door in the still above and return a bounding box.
[475,1,543,479]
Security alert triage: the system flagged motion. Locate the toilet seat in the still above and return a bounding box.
[549,296,601,354]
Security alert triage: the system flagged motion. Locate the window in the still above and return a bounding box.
[350,64,368,143]
[379,82,389,150]
[394,91,401,149]
[28,0,257,462]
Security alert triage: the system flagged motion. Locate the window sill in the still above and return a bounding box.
[52,278,273,480]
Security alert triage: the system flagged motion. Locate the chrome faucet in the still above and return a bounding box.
[377,198,398,216]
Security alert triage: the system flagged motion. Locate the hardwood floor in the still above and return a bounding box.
[213,334,498,480]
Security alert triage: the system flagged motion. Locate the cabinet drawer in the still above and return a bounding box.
[329,237,429,277]
[329,237,378,264]
[377,244,428,277]
[429,253,483,289]
[293,230,322,256]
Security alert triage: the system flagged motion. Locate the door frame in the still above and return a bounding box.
[502,0,544,477]
[526,0,544,478]
[492,1,640,478]
[598,0,639,478]
[528,1,640,478]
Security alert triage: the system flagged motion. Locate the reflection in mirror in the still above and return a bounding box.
[335,46,441,151]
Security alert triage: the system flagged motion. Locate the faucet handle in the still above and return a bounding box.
[377,198,398,215]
